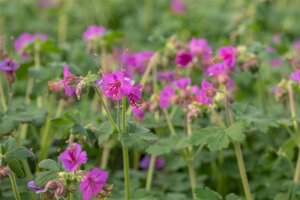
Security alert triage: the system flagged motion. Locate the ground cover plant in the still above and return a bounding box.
[1,0,300,199]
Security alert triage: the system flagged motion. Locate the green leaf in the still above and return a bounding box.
[34,170,59,187]
[0,117,15,135]
[38,159,60,172]
[147,138,177,156]
[194,187,222,200]
[7,159,24,177]
[225,121,247,142]
[5,147,33,160]
[225,193,244,200]
[190,127,229,151]
[97,121,114,145]
[119,129,158,151]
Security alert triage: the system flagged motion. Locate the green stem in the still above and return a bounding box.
[163,109,178,139]
[0,80,7,112]
[9,172,21,200]
[120,97,131,200]
[288,85,300,182]
[187,159,197,199]
[39,96,55,162]
[146,155,156,191]
[224,92,253,200]
[93,84,118,130]
[34,42,42,108]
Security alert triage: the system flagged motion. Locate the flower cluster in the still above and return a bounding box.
[99,70,143,107]
[14,33,47,61]
[28,143,110,200]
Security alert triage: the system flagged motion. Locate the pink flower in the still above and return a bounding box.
[139,156,165,170]
[269,59,282,68]
[170,0,186,15]
[207,63,228,77]
[266,46,276,54]
[175,50,193,68]
[127,84,143,107]
[82,26,107,41]
[59,143,87,172]
[100,70,132,101]
[0,59,19,75]
[80,168,108,200]
[173,78,191,90]
[14,33,47,61]
[189,38,212,59]
[132,107,144,121]
[290,70,300,84]
[48,66,76,96]
[159,86,175,109]
[195,80,216,105]
[293,40,300,54]
[157,71,175,83]
[217,46,236,71]
[272,34,281,43]
[123,51,153,74]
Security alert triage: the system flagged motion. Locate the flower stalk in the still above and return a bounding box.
[9,172,21,200]
[224,90,253,200]
[288,85,300,182]
[120,97,131,200]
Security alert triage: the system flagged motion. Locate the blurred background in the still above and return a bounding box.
[1,0,300,50]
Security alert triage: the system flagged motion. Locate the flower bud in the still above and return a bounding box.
[45,180,57,190]
[54,185,66,198]
[0,166,11,181]
[217,74,228,85]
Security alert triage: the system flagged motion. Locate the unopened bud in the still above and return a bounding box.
[206,88,217,98]
[54,185,66,198]
[0,166,11,180]
[218,74,228,85]
[45,181,57,190]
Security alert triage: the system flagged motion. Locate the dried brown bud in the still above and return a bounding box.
[54,185,66,198]
[217,74,228,85]
[45,180,58,191]
[0,166,11,181]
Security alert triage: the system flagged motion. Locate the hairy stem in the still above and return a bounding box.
[224,91,252,200]
[9,172,21,200]
[120,97,131,200]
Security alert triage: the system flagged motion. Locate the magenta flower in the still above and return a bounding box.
[127,84,143,107]
[207,63,228,77]
[189,38,212,59]
[0,59,20,75]
[157,71,175,83]
[59,143,87,172]
[100,70,132,101]
[159,86,175,109]
[170,0,186,15]
[139,156,165,170]
[175,50,193,68]
[132,106,145,121]
[195,80,216,105]
[80,168,108,200]
[14,33,47,61]
[173,78,191,90]
[217,46,236,71]
[290,70,300,84]
[82,26,107,41]
[269,59,282,68]
[28,181,47,194]
[123,51,153,74]
[48,66,76,96]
